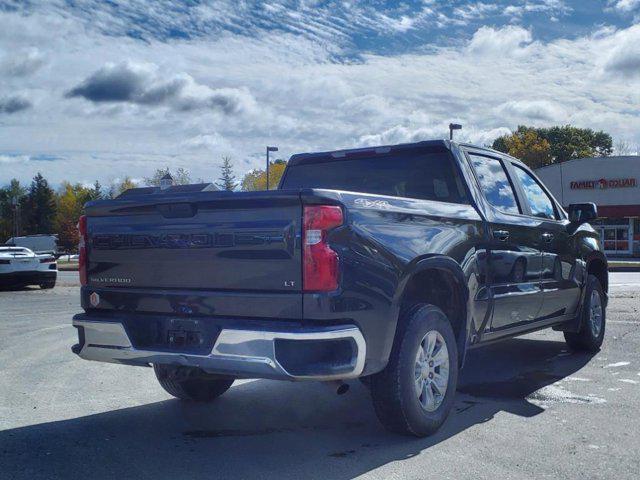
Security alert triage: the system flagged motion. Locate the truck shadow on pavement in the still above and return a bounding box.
[1,337,594,480]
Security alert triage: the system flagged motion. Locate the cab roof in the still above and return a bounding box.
[287,140,511,166]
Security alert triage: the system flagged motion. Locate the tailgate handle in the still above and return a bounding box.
[157,203,197,218]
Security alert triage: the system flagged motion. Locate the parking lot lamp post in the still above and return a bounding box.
[11,196,20,237]
[266,146,278,190]
[449,123,462,140]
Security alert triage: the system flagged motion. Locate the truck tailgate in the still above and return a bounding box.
[85,191,302,293]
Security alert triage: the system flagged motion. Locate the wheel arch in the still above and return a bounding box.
[392,255,470,367]
[557,251,609,334]
[586,252,608,295]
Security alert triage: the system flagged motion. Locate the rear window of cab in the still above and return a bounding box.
[281,152,469,204]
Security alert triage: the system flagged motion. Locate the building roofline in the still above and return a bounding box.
[535,155,640,171]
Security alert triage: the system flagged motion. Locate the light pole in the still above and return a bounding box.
[449,123,462,140]
[266,146,278,190]
[11,196,20,237]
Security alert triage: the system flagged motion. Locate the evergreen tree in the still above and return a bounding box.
[144,167,191,186]
[24,173,56,234]
[84,180,103,202]
[0,179,27,240]
[0,178,27,243]
[216,156,238,191]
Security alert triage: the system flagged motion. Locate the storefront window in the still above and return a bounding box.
[593,218,633,254]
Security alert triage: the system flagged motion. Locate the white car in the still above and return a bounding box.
[0,247,57,289]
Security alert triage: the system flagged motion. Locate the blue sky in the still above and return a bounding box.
[1,0,639,187]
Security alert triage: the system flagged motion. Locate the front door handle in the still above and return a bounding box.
[541,232,554,242]
[493,230,510,241]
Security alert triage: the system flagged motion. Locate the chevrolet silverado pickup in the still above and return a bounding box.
[72,140,608,437]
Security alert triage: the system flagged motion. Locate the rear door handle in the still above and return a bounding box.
[493,230,510,241]
[541,232,554,242]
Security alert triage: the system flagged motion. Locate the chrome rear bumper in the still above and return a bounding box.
[72,317,366,381]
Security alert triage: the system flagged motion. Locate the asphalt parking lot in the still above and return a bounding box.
[1,273,639,480]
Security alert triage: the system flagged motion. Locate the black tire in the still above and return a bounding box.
[370,304,458,437]
[564,274,606,352]
[40,280,56,289]
[153,364,234,401]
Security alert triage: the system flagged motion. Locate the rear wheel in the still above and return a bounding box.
[153,364,234,402]
[370,304,458,437]
[564,274,606,352]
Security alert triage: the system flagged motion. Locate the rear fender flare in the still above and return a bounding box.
[391,255,471,367]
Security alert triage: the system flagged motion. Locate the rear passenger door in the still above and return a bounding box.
[467,153,544,331]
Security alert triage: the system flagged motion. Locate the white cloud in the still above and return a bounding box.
[496,1,571,23]
[357,124,512,149]
[453,2,501,22]
[466,127,513,146]
[1,6,640,187]
[0,47,46,77]
[358,125,443,146]
[602,25,640,78]
[610,0,640,13]
[497,100,566,122]
[0,154,31,164]
[467,26,534,56]
[181,132,231,151]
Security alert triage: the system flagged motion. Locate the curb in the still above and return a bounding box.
[609,266,640,272]
[58,263,79,272]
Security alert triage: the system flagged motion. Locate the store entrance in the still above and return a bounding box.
[595,221,632,256]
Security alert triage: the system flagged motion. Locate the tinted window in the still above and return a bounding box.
[469,154,520,214]
[281,152,468,203]
[513,165,557,220]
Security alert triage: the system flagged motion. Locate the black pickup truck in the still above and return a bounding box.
[72,140,608,436]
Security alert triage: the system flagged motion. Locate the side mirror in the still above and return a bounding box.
[568,203,598,223]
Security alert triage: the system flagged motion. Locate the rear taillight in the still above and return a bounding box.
[303,205,343,292]
[78,215,87,286]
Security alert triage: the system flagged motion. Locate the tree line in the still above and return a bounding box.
[491,125,615,169]
[1,124,631,250]
[0,157,287,251]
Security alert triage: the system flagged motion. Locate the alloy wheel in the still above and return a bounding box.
[589,289,603,338]
[414,330,450,412]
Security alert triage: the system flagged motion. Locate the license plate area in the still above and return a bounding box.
[166,319,204,349]
[168,328,202,348]
[123,316,219,355]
